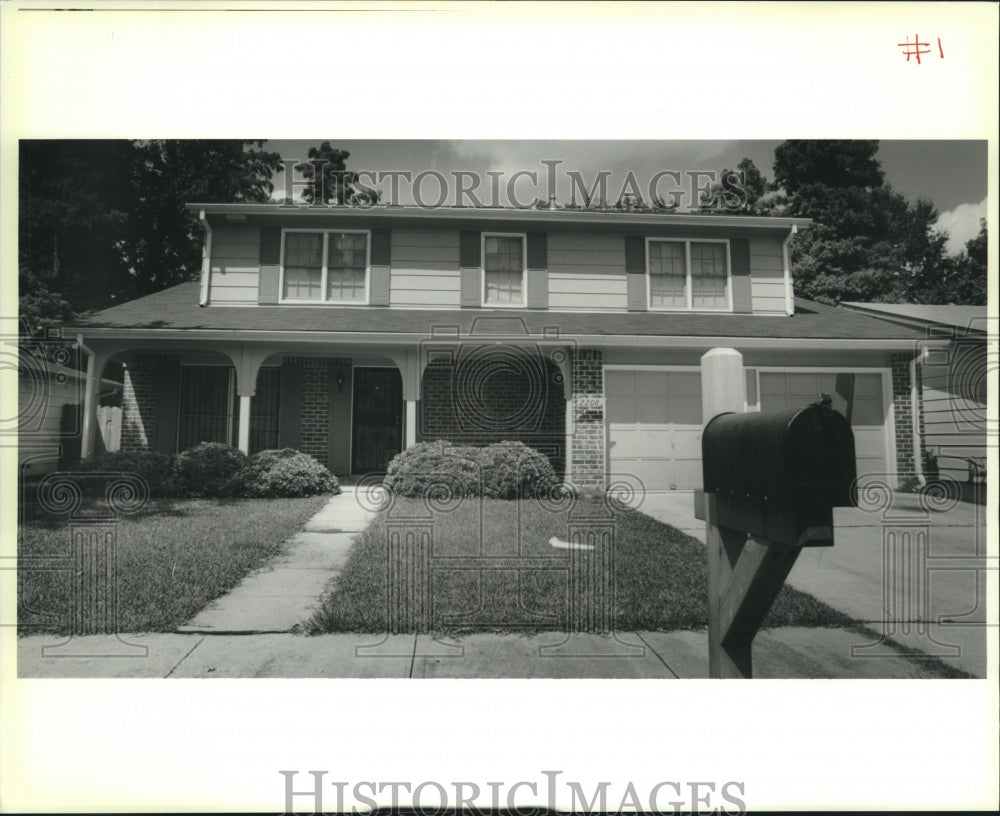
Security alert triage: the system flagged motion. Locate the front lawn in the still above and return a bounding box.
[18,494,329,634]
[307,496,857,634]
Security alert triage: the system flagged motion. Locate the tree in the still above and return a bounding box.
[121,140,283,297]
[294,141,378,206]
[762,140,968,305]
[773,139,884,195]
[18,140,284,332]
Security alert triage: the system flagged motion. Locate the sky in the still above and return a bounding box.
[265,139,987,256]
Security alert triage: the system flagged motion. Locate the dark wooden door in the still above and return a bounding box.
[352,367,403,473]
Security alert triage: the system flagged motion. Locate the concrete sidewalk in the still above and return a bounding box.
[176,486,374,634]
[16,627,961,679]
[638,490,990,678]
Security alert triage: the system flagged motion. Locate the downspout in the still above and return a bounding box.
[910,352,926,486]
[782,224,797,316]
[198,208,212,307]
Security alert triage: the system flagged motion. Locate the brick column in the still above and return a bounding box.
[120,356,159,451]
[890,353,919,486]
[569,348,605,490]
[299,358,333,467]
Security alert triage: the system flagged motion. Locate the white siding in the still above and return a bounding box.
[749,236,788,314]
[547,231,628,310]
[210,225,260,305]
[390,229,461,307]
[921,342,987,481]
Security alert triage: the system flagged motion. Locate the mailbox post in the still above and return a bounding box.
[702,401,858,678]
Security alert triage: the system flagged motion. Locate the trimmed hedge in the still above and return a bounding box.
[384,440,560,499]
[69,450,174,497]
[171,442,247,497]
[237,448,339,497]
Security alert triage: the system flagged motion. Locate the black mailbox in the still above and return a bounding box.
[702,401,857,547]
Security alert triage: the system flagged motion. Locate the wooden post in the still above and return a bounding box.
[706,494,753,677]
[701,347,750,678]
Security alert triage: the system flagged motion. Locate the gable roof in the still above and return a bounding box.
[72,281,928,345]
[841,302,988,335]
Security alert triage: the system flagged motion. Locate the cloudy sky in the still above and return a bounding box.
[266,139,987,256]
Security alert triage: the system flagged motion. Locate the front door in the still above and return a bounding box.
[352,367,404,473]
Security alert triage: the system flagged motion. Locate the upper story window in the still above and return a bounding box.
[281,230,369,304]
[647,238,731,311]
[482,233,526,307]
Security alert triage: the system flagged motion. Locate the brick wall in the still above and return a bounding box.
[418,352,566,476]
[890,353,920,484]
[119,355,160,451]
[570,348,605,489]
[298,358,333,467]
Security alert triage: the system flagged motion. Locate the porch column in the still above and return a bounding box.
[80,350,98,460]
[405,399,417,449]
[237,394,251,454]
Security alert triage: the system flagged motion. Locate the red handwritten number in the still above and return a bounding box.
[898,33,931,64]
[938,37,944,59]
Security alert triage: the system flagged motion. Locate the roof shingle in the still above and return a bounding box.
[73,281,926,341]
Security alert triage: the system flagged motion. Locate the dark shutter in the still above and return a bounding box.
[154,358,181,454]
[730,238,752,313]
[526,232,547,269]
[526,232,548,309]
[460,230,481,268]
[370,229,391,266]
[258,227,282,304]
[260,228,281,264]
[460,230,482,307]
[278,363,303,450]
[369,228,391,306]
[625,235,647,312]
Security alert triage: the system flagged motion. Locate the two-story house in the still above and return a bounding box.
[69,204,933,492]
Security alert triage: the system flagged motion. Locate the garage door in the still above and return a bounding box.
[758,371,889,483]
[606,370,703,491]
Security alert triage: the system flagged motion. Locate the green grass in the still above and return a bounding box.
[18,494,330,634]
[307,496,857,635]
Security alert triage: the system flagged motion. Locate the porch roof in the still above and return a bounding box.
[71,282,930,346]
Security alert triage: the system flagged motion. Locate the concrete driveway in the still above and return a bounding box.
[637,490,990,678]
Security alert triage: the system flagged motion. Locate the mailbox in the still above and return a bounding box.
[702,401,857,547]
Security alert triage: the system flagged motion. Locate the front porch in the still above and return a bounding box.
[79,334,588,482]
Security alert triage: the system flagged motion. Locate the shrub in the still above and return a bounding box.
[477,441,560,499]
[236,448,339,498]
[384,440,484,498]
[171,442,247,498]
[384,440,560,500]
[69,450,175,497]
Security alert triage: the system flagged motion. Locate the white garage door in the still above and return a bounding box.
[606,370,703,491]
[758,371,889,483]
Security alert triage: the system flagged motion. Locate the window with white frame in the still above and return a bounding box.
[648,239,730,311]
[281,230,369,303]
[483,234,525,306]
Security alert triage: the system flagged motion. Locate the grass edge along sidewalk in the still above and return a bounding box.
[18,494,330,635]
[306,496,971,678]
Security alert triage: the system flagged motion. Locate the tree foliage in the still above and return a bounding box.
[717,140,985,306]
[18,140,283,333]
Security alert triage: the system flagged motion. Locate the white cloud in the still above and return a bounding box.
[935,197,987,255]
